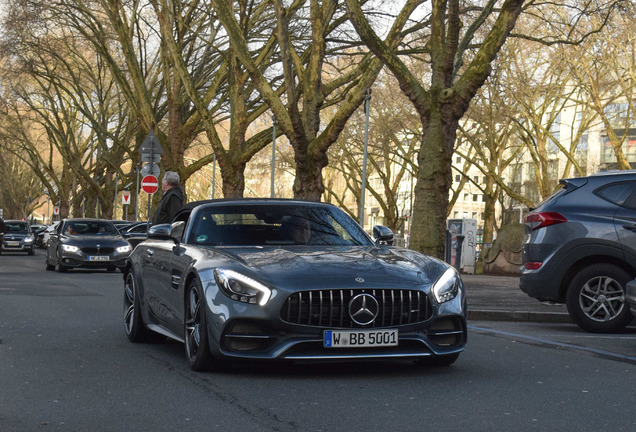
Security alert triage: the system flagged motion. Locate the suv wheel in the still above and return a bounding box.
[566,264,633,333]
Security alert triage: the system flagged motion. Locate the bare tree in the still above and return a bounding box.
[345,0,625,258]
[564,11,636,170]
[212,0,420,200]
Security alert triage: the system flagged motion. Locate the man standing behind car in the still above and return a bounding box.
[0,217,6,251]
[151,171,185,225]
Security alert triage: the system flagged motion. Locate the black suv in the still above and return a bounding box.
[520,170,636,332]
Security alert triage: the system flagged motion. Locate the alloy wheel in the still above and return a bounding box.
[124,273,135,336]
[185,287,203,360]
[578,276,625,322]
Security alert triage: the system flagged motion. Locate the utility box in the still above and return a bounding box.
[447,219,477,274]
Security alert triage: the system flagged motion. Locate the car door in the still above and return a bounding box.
[614,184,636,266]
[142,219,192,337]
[163,219,194,337]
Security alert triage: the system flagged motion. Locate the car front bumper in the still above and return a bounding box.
[59,252,130,269]
[2,240,34,253]
[202,281,467,362]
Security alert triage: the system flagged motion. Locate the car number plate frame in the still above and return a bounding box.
[88,256,110,262]
[7,241,21,247]
[323,329,398,348]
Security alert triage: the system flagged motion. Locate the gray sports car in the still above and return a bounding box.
[123,199,467,371]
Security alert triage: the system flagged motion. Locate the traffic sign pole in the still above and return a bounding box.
[141,175,159,223]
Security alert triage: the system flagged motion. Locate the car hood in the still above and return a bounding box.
[206,246,449,291]
[62,235,126,246]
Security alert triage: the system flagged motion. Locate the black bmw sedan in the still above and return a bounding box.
[45,218,132,272]
[123,199,467,371]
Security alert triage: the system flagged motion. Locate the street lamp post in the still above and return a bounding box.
[212,153,216,199]
[270,116,277,198]
[134,163,140,221]
[359,88,372,227]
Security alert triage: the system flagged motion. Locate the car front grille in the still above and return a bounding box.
[280,289,432,328]
[81,247,114,254]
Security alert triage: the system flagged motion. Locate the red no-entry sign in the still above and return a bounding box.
[141,175,159,194]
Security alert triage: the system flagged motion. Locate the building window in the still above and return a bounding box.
[456,156,462,164]
[473,194,478,202]
[464,193,469,201]
[455,174,461,182]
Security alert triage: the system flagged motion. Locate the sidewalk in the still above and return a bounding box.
[460,273,572,323]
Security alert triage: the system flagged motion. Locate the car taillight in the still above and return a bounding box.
[525,212,567,230]
[524,262,542,270]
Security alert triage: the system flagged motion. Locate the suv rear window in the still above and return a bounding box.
[595,181,636,206]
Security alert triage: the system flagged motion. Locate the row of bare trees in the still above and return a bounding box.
[0,1,632,258]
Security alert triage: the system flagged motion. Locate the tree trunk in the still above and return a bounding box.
[293,150,329,201]
[220,161,246,199]
[409,110,458,259]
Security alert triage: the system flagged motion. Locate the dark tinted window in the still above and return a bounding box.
[187,204,372,247]
[622,186,636,210]
[64,221,119,235]
[6,222,30,233]
[595,182,636,206]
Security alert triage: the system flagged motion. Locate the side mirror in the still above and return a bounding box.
[372,225,394,246]
[147,224,176,241]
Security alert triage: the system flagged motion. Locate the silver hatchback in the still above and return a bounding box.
[1,220,35,255]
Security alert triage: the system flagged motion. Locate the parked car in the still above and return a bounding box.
[123,199,467,371]
[38,222,60,248]
[45,218,132,272]
[30,224,46,235]
[627,279,636,318]
[111,220,132,231]
[1,220,35,255]
[520,170,636,333]
[118,221,149,248]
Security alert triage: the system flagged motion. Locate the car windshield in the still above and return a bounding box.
[6,222,30,234]
[64,221,119,236]
[188,204,373,247]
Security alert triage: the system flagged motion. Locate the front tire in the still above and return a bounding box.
[566,264,633,333]
[56,250,68,272]
[184,279,215,371]
[124,271,163,343]
[45,250,55,271]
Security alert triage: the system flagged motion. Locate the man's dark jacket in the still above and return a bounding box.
[152,186,185,225]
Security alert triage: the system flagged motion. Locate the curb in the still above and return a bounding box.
[468,309,572,323]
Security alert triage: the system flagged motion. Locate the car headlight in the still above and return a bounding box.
[116,245,132,253]
[214,268,272,306]
[24,236,34,243]
[432,267,461,303]
[62,244,80,253]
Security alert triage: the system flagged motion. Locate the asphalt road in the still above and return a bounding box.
[1,250,636,432]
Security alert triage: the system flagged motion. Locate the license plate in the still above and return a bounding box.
[323,329,398,348]
[88,256,110,262]
[7,241,20,246]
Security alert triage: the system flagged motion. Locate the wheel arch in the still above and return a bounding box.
[559,255,636,302]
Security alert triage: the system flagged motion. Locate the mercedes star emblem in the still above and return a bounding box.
[348,293,379,326]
